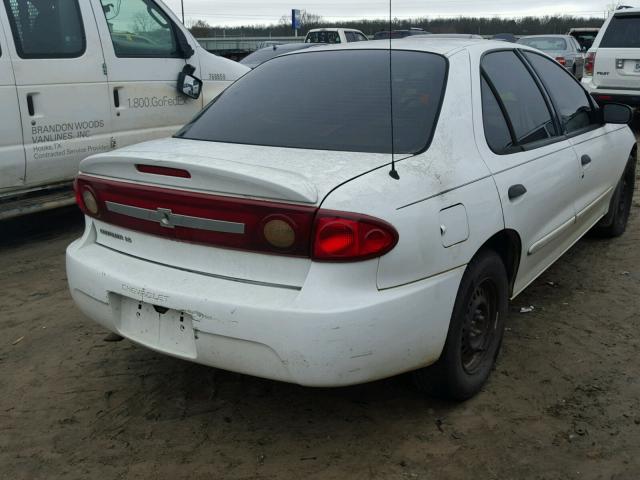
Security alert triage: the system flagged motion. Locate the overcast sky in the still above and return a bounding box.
[162,0,617,26]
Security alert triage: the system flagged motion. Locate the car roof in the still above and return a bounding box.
[307,28,363,33]
[613,6,640,15]
[281,38,517,58]
[519,34,571,39]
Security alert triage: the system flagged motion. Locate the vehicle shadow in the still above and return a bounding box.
[0,206,84,249]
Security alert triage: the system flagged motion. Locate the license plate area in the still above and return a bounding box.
[119,297,197,358]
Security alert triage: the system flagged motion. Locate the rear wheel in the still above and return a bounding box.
[412,250,508,401]
[592,155,636,238]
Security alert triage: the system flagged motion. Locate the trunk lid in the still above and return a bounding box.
[81,137,393,205]
[79,138,393,288]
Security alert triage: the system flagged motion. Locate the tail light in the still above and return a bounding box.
[73,175,398,262]
[585,52,596,76]
[555,56,566,66]
[312,212,398,262]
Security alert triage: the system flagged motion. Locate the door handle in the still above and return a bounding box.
[113,88,120,108]
[581,155,592,166]
[27,94,35,116]
[508,184,527,201]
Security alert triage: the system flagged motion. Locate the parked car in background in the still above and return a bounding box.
[68,39,636,401]
[0,0,248,221]
[241,43,322,69]
[305,28,368,44]
[568,27,601,51]
[492,33,518,43]
[517,35,585,79]
[373,28,429,39]
[582,7,640,108]
[412,33,484,39]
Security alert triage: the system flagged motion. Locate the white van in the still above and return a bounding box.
[0,0,248,220]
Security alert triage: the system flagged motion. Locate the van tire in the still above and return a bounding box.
[592,155,636,238]
[412,250,508,401]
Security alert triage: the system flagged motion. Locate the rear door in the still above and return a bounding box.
[522,51,628,233]
[594,12,640,89]
[0,15,24,190]
[475,50,581,295]
[91,0,203,150]
[2,0,112,188]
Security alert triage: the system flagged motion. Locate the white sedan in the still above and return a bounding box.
[67,39,636,400]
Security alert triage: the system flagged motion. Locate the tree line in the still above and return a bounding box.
[188,15,606,38]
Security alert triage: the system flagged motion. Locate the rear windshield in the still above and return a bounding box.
[240,44,310,68]
[305,31,340,44]
[177,50,448,155]
[601,15,640,48]
[518,37,567,51]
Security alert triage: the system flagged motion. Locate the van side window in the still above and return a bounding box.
[4,0,85,59]
[100,0,179,57]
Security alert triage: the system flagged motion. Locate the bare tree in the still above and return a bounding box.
[132,11,156,33]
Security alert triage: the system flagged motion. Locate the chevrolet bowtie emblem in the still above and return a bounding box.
[157,208,175,229]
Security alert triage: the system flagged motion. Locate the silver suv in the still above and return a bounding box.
[582,7,640,107]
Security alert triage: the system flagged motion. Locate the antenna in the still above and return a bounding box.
[388,0,400,180]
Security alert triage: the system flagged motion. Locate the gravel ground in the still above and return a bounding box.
[1,138,639,480]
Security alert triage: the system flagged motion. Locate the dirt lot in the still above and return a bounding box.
[1,156,640,480]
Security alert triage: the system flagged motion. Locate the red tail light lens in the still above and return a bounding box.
[555,56,566,66]
[312,212,398,262]
[585,52,596,76]
[75,175,399,262]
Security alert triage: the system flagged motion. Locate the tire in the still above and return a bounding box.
[592,155,636,238]
[412,249,508,401]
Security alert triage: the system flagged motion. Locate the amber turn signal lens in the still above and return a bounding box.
[263,218,296,249]
[82,189,99,215]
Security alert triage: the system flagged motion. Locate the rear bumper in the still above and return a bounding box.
[66,224,463,387]
[582,79,640,107]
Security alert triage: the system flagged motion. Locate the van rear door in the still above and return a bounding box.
[0,12,24,191]
[2,0,112,188]
[91,0,205,150]
[593,12,640,89]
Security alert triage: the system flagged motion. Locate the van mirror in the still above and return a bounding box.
[178,66,202,99]
[602,103,633,125]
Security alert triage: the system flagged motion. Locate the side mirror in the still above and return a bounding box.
[602,103,633,125]
[177,65,202,99]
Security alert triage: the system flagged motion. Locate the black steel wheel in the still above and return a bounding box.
[412,249,508,401]
[593,154,636,238]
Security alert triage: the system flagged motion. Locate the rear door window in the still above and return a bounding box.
[481,77,514,154]
[177,50,448,154]
[100,0,179,57]
[482,51,557,147]
[3,0,85,58]
[523,51,598,135]
[601,15,640,48]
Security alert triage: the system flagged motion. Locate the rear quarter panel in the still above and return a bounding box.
[320,50,504,290]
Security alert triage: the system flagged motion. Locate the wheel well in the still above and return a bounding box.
[479,230,522,296]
